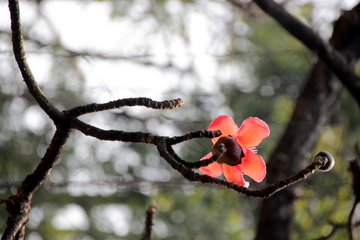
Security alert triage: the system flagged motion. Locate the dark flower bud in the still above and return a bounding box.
[212,136,244,166]
[315,151,335,172]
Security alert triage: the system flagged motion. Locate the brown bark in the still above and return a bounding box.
[255,4,360,240]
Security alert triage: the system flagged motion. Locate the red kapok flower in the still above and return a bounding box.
[199,115,270,187]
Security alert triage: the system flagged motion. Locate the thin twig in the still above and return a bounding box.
[70,118,222,147]
[5,0,343,238]
[8,0,63,122]
[168,130,221,145]
[66,98,184,117]
[349,201,359,240]
[141,204,157,240]
[157,140,328,198]
[70,118,162,144]
[166,144,227,169]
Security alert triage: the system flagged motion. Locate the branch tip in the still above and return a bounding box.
[314,151,335,172]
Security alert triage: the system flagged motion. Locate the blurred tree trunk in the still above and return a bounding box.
[255,4,360,240]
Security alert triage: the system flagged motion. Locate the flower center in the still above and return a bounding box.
[212,136,244,166]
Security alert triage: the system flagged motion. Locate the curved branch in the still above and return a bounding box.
[2,127,72,240]
[239,0,360,106]
[8,0,63,122]
[157,140,329,198]
[6,0,342,237]
[66,98,184,117]
[166,144,226,169]
[349,201,359,240]
[70,118,222,147]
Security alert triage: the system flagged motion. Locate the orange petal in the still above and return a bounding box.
[209,115,238,144]
[240,147,266,182]
[223,164,249,187]
[234,117,270,148]
[199,152,223,177]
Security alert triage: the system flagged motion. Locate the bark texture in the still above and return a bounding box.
[255,4,360,240]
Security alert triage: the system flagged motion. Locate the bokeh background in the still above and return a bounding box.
[1,0,360,239]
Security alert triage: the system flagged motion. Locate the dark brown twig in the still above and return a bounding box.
[69,118,161,144]
[68,121,329,198]
[141,204,157,240]
[166,144,226,169]
[231,0,360,106]
[2,127,72,240]
[69,118,221,150]
[158,140,329,198]
[5,0,341,238]
[8,0,63,122]
[66,98,184,117]
[168,130,221,145]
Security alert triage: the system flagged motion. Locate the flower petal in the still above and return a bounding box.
[199,152,223,177]
[234,117,270,148]
[223,164,249,187]
[240,147,266,182]
[209,115,238,144]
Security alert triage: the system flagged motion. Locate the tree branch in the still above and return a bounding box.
[66,98,184,117]
[232,2,360,239]
[2,127,72,240]
[5,0,344,238]
[167,130,221,145]
[348,201,359,240]
[69,118,161,144]
[141,204,157,240]
[157,139,330,198]
[8,0,63,122]
[238,0,360,106]
[166,144,226,169]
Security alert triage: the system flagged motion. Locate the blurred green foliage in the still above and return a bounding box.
[0,0,359,239]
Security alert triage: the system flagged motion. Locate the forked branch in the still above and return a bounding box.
[4,0,338,239]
